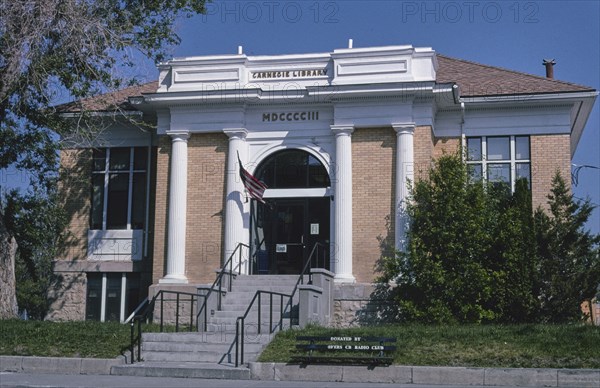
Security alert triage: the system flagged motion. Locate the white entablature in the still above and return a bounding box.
[156,45,438,93]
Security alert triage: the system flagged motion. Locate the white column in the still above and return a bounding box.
[119,273,126,323]
[160,132,190,283]
[331,125,355,283]
[223,128,249,273]
[393,123,415,252]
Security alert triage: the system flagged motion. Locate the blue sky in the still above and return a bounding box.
[164,0,599,231]
[3,1,599,232]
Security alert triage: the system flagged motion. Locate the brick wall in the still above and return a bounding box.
[433,137,461,160]
[531,134,571,210]
[352,128,396,283]
[413,126,434,181]
[152,136,170,284]
[152,133,228,285]
[57,149,91,261]
[186,133,228,284]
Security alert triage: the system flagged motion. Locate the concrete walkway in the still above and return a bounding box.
[1,356,598,387]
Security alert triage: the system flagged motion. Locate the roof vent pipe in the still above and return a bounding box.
[543,59,556,79]
[348,39,353,49]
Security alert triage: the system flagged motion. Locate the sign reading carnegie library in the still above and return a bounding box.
[251,68,328,80]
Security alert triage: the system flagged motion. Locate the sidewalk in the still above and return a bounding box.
[1,356,599,387]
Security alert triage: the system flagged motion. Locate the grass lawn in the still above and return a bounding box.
[0,319,164,359]
[1,320,599,368]
[259,324,600,369]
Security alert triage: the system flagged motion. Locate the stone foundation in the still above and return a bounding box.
[148,284,202,326]
[332,283,391,327]
[46,272,87,321]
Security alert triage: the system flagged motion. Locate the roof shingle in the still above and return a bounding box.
[56,81,158,113]
[437,55,594,97]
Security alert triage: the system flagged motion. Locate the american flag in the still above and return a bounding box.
[238,155,267,204]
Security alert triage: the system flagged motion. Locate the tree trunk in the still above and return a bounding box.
[0,213,19,319]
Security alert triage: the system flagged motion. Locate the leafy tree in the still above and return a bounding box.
[3,189,67,319]
[487,179,538,322]
[378,152,537,323]
[534,172,600,323]
[0,0,209,317]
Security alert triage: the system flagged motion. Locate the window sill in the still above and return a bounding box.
[87,229,143,261]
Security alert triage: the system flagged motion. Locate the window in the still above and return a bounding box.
[466,136,530,190]
[254,149,330,188]
[85,272,141,322]
[91,147,148,230]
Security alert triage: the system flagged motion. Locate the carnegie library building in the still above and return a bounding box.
[49,45,598,324]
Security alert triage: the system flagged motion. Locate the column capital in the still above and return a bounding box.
[392,123,416,135]
[223,128,248,140]
[331,125,354,136]
[167,131,190,142]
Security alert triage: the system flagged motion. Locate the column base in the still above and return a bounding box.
[159,275,189,284]
[334,273,356,283]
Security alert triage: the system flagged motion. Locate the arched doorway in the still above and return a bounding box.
[250,149,331,274]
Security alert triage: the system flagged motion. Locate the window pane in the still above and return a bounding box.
[91,174,105,229]
[467,164,483,182]
[466,138,482,161]
[275,151,308,188]
[308,155,330,188]
[515,136,530,160]
[109,148,130,171]
[516,163,531,187]
[105,274,122,322]
[256,158,275,187]
[131,173,146,230]
[487,137,510,160]
[86,273,102,321]
[487,163,511,183]
[133,147,148,171]
[125,273,141,318]
[106,173,129,229]
[92,149,106,171]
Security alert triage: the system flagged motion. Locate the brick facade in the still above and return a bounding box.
[413,126,434,181]
[152,133,228,285]
[351,128,396,283]
[530,134,571,210]
[433,137,461,160]
[57,149,92,261]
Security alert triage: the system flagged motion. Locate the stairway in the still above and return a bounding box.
[112,275,300,378]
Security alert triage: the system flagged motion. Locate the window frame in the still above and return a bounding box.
[85,272,141,322]
[465,135,531,192]
[91,147,150,231]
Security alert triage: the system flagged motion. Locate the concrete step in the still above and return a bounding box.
[212,307,292,316]
[226,284,294,297]
[233,275,300,281]
[141,350,231,363]
[142,331,272,344]
[142,341,264,353]
[205,322,292,334]
[111,362,251,379]
[141,347,263,364]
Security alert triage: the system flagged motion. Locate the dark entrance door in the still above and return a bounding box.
[251,197,330,274]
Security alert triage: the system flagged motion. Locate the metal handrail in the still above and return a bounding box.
[196,243,250,331]
[129,289,198,363]
[235,290,292,367]
[124,297,148,324]
[234,242,327,367]
[281,242,326,322]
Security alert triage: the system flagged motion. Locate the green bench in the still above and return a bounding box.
[291,335,396,365]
